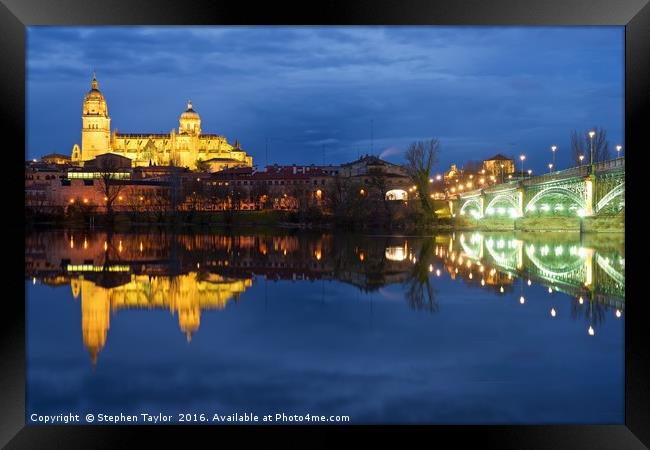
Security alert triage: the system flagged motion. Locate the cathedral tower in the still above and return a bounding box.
[80,73,111,162]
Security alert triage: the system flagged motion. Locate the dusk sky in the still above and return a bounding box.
[27,26,624,173]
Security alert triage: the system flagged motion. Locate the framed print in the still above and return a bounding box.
[3,0,649,448]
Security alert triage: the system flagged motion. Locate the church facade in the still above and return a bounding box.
[71,74,253,171]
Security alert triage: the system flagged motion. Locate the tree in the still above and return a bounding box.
[404,139,440,221]
[571,127,610,165]
[251,181,270,210]
[95,158,127,222]
[463,159,483,174]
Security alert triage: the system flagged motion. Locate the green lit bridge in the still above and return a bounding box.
[453,158,624,224]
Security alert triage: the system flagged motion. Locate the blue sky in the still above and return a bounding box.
[26,26,624,173]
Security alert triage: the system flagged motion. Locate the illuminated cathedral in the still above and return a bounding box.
[70,73,253,171]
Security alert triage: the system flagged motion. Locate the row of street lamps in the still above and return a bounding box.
[518,132,624,177]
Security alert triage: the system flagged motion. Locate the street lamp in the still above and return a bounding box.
[500,163,504,183]
[519,155,526,179]
[548,163,553,174]
[527,169,532,178]
[551,145,557,168]
[616,145,623,158]
[588,130,596,164]
[579,154,584,166]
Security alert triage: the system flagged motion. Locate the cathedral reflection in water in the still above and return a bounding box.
[26,230,624,366]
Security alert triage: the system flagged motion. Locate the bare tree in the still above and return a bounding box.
[571,127,610,165]
[404,139,440,220]
[463,159,483,174]
[95,158,127,221]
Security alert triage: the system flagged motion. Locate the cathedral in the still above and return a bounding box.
[71,74,253,171]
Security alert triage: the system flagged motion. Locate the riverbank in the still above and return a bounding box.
[453,214,624,233]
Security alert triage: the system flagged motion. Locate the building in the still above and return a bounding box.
[204,165,333,211]
[482,154,515,179]
[70,73,253,171]
[340,155,412,201]
[41,153,72,165]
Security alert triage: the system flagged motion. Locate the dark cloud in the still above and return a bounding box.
[27,26,623,172]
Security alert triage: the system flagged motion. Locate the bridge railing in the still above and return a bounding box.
[593,157,625,172]
[447,157,623,199]
[521,166,590,186]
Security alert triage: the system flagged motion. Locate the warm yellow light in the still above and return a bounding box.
[428,264,433,272]
[69,198,75,203]
[83,198,88,203]
[104,241,108,251]
[314,250,322,261]
[139,196,144,201]
[499,286,504,293]
[480,279,485,286]
[479,178,485,183]
[360,189,365,195]
[118,196,123,201]
[359,252,365,261]
[104,196,108,201]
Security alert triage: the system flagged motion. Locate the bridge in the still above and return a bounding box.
[454,158,624,221]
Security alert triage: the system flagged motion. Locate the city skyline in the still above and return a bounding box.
[27,26,624,173]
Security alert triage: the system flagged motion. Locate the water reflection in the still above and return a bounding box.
[26,230,623,365]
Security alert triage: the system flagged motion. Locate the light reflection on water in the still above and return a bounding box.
[26,229,624,424]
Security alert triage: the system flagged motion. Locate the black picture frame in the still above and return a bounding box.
[3,0,648,448]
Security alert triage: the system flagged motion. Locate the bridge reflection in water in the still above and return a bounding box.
[26,230,623,366]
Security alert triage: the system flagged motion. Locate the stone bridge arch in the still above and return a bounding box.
[524,186,586,214]
[485,192,521,217]
[459,197,483,218]
[595,182,624,214]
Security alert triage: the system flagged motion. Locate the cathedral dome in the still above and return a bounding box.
[178,100,201,135]
[84,74,105,102]
[83,73,108,116]
[180,100,200,119]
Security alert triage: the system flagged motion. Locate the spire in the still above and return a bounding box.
[91,70,98,90]
[186,99,193,111]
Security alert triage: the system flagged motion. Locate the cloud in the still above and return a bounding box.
[27,26,624,172]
